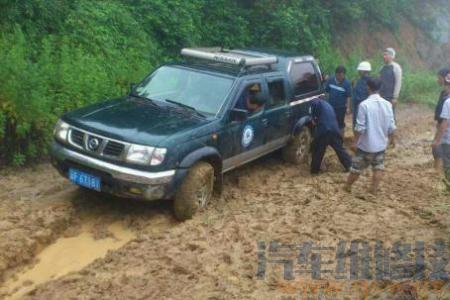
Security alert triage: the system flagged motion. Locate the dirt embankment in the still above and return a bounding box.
[338,13,450,70]
[0,104,449,299]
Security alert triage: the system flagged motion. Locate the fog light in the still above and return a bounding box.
[129,187,142,195]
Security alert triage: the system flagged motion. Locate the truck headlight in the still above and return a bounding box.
[150,148,167,166]
[126,145,155,165]
[125,145,167,166]
[54,119,70,143]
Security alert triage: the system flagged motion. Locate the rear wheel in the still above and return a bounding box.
[282,126,312,165]
[173,162,214,221]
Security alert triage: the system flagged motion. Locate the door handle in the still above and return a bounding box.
[262,118,269,127]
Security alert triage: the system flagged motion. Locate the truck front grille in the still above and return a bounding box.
[103,141,125,157]
[70,129,84,146]
[68,128,127,159]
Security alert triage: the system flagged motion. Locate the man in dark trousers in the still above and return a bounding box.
[379,48,402,110]
[432,67,450,170]
[324,65,352,137]
[310,98,352,174]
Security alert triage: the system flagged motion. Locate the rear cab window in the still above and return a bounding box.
[289,61,321,99]
[267,79,286,108]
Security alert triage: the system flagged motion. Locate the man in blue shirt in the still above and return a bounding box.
[310,98,352,174]
[325,65,352,137]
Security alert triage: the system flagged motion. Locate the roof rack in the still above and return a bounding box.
[181,47,278,67]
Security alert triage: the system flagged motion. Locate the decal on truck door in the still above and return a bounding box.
[241,125,254,148]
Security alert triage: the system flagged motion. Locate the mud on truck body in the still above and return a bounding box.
[51,47,324,220]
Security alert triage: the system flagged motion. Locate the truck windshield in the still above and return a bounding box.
[134,66,234,116]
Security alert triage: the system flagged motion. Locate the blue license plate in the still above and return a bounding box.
[68,168,101,191]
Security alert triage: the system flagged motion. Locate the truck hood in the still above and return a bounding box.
[63,96,210,146]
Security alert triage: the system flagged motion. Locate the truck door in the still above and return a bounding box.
[221,80,266,172]
[263,75,291,146]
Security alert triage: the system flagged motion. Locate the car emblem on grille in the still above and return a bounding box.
[87,137,100,151]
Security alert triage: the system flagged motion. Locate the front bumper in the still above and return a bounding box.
[51,141,179,201]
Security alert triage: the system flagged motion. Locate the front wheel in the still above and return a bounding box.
[282,126,312,165]
[173,162,214,221]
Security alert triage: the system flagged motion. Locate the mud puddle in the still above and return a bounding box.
[2,221,136,299]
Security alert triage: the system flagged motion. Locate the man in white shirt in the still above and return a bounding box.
[344,77,397,194]
[432,73,450,189]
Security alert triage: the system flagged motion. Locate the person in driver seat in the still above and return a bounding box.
[236,84,264,113]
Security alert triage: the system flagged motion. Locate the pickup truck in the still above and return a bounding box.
[51,48,324,220]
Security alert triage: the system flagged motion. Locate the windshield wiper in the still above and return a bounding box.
[165,99,206,118]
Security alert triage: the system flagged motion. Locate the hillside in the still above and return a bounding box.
[337,10,450,70]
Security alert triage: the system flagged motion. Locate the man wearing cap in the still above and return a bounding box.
[432,68,450,170]
[324,65,352,137]
[379,48,402,109]
[432,73,450,188]
[352,61,372,130]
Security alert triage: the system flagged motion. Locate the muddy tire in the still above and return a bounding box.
[173,162,214,221]
[282,126,312,165]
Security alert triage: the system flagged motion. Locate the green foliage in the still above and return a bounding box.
[245,0,331,51]
[12,153,26,167]
[199,0,251,48]
[0,0,433,164]
[0,112,5,140]
[402,72,440,108]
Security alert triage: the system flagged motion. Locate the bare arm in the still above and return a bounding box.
[389,132,396,147]
[388,104,397,146]
[352,131,361,152]
[433,119,448,147]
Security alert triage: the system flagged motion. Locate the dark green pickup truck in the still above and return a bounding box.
[51,48,324,220]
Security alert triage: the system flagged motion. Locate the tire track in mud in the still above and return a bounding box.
[0,104,449,299]
[0,171,76,281]
[0,167,178,298]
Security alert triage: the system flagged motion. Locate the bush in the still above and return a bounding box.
[402,72,440,108]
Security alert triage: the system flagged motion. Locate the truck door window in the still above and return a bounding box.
[290,62,319,96]
[267,80,285,108]
[235,83,264,114]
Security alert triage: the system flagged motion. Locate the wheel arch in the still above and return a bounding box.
[178,147,223,193]
[292,115,313,135]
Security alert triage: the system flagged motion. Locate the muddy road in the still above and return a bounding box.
[0,104,449,299]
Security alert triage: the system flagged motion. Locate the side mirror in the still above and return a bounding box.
[229,108,248,122]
